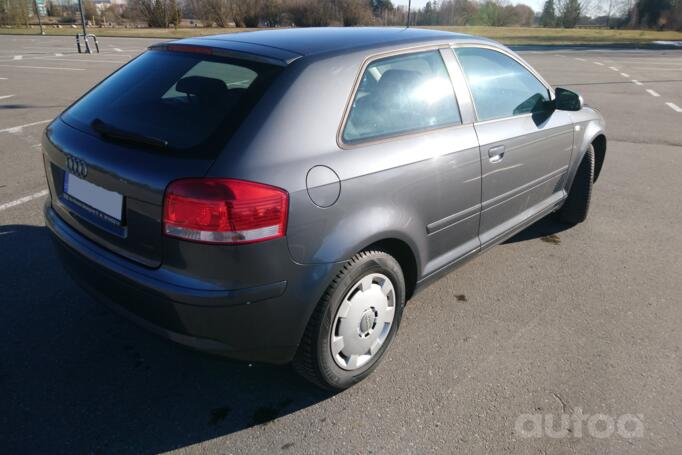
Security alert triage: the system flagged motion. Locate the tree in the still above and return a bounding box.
[475,0,508,26]
[668,0,682,29]
[0,0,30,26]
[340,0,372,25]
[417,1,438,25]
[199,0,231,26]
[605,0,615,25]
[101,4,124,25]
[540,0,557,26]
[511,3,534,25]
[558,0,581,27]
[371,0,393,19]
[168,0,181,27]
[285,0,334,26]
[83,0,98,23]
[260,0,283,26]
[128,0,182,27]
[443,0,478,25]
[636,0,672,27]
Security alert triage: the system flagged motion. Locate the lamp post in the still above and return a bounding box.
[77,0,91,53]
[406,0,411,27]
[33,0,44,35]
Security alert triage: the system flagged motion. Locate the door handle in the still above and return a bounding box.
[488,145,505,163]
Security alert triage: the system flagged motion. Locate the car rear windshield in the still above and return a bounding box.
[61,48,281,156]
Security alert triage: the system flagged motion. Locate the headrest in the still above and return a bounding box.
[376,69,424,93]
[175,76,227,99]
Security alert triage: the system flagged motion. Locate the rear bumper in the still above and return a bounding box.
[45,203,340,364]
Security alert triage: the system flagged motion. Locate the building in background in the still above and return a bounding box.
[35,0,47,16]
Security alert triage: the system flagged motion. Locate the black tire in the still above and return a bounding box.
[293,250,405,391]
[558,144,595,225]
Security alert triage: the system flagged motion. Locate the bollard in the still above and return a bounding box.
[76,33,101,54]
[89,34,100,53]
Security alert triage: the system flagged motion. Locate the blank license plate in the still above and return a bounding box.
[63,173,123,222]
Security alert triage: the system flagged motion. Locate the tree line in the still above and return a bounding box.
[1,0,680,30]
[0,0,546,28]
[141,0,537,28]
[540,0,682,30]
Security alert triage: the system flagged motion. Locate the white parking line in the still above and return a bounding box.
[0,190,49,212]
[113,48,123,52]
[0,119,51,134]
[33,56,130,65]
[620,72,630,78]
[0,77,7,80]
[575,57,586,61]
[632,80,643,86]
[666,102,682,113]
[13,55,22,60]
[646,89,661,97]
[0,64,85,71]
[593,61,605,66]
[54,53,63,57]
[0,94,14,100]
[609,66,619,71]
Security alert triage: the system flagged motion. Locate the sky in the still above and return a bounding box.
[393,0,546,13]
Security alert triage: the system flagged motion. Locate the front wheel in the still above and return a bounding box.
[557,144,595,225]
[293,250,405,390]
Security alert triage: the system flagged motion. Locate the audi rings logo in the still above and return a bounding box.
[66,154,88,178]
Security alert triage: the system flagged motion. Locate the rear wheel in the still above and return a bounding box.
[293,250,405,390]
[558,144,595,225]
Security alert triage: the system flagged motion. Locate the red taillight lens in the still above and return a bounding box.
[163,179,288,244]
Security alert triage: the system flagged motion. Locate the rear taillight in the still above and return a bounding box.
[163,179,288,245]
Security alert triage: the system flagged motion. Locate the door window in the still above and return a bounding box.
[342,50,461,144]
[454,47,550,122]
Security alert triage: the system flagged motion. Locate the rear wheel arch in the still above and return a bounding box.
[293,249,407,389]
[361,238,419,300]
[294,236,419,353]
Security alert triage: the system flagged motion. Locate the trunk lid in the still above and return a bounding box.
[44,119,215,268]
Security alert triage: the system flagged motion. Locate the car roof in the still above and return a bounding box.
[168,27,493,65]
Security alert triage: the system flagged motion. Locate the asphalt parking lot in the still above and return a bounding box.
[1,34,681,454]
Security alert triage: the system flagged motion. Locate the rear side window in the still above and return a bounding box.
[62,49,280,155]
[454,47,550,122]
[342,50,461,144]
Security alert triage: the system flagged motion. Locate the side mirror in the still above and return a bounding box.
[554,87,583,111]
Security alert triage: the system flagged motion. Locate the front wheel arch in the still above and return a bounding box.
[592,134,607,183]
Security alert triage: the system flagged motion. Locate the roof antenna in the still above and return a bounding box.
[406,0,411,28]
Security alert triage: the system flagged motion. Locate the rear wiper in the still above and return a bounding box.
[91,118,168,149]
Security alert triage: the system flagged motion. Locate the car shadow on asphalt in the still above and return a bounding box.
[0,224,333,455]
[503,216,571,244]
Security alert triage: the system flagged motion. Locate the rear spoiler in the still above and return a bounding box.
[149,38,302,67]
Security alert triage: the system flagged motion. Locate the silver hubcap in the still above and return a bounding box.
[330,273,396,371]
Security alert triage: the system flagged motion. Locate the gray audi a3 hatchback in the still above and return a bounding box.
[43,27,606,390]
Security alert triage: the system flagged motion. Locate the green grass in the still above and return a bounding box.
[2,25,682,45]
[427,26,682,45]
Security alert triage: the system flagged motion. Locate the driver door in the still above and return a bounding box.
[453,46,574,246]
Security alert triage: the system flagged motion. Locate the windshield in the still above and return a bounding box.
[62,49,281,156]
